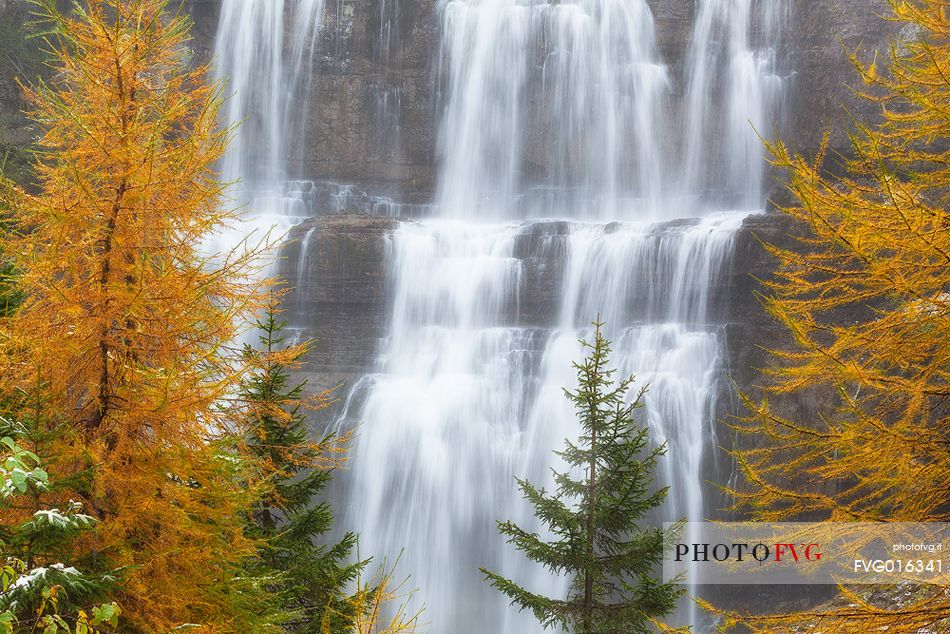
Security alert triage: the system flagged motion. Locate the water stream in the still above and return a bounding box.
[211,0,326,256]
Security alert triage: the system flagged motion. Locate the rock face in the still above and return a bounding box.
[183,0,439,200]
[783,0,898,156]
[0,1,48,184]
[280,214,397,390]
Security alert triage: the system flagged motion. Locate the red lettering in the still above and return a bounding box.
[775,543,799,562]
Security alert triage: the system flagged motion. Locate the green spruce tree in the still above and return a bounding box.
[482,321,683,634]
[240,301,365,633]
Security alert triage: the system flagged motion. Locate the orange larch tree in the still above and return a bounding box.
[735,0,949,524]
[0,0,272,630]
[715,0,949,631]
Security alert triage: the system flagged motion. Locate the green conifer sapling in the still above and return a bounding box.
[482,322,683,634]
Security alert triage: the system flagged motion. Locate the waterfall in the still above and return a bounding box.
[342,1,786,632]
[208,0,789,631]
[436,0,669,220]
[343,212,749,632]
[295,226,318,301]
[375,0,405,158]
[683,0,786,208]
[211,0,326,255]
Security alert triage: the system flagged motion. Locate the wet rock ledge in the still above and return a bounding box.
[277,211,801,405]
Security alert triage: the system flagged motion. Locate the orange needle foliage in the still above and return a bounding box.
[0,0,268,630]
[719,0,949,631]
[734,0,949,523]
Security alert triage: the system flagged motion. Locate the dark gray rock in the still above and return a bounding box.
[782,0,899,161]
[0,1,47,185]
[278,213,398,393]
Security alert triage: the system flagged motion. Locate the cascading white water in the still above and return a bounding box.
[211,0,326,254]
[683,0,786,208]
[436,0,670,220]
[342,1,786,632]
[375,0,405,158]
[209,0,788,630]
[295,226,318,301]
[343,212,752,631]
